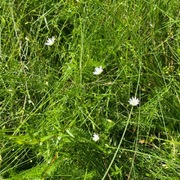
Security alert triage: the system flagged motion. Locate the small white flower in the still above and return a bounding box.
[128,97,140,106]
[92,133,99,142]
[93,66,103,75]
[45,36,55,46]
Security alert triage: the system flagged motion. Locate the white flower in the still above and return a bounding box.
[92,133,99,142]
[128,97,140,106]
[45,36,55,46]
[93,66,103,75]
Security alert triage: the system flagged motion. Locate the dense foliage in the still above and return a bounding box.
[0,0,180,179]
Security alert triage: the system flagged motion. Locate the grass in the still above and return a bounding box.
[0,0,180,179]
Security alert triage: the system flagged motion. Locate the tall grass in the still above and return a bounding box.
[0,0,180,179]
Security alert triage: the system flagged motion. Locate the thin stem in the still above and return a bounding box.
[102,107,134,180]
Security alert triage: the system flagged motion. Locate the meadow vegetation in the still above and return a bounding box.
[0,0,180,179]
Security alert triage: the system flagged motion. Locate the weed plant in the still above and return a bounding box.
[0,0,180,179]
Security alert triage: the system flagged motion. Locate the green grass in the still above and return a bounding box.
[0,0,180,179]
